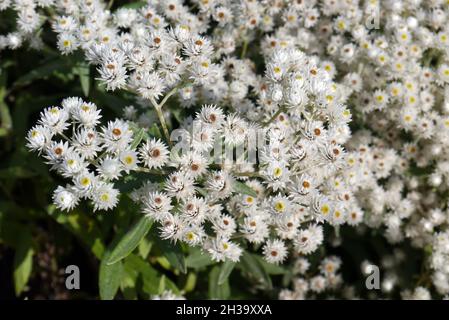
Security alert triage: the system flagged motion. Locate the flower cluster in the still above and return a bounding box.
[279,255,344,299]
[0,0,52,51]
[16,0,449,299]
[26,97,140,211]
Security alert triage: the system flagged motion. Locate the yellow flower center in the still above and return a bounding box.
[321,204,330,215]
[274,201,285,212]
[81,177,90,186]
[273,167,282,177]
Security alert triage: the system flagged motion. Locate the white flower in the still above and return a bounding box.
[262,239,288,264]
[207,237,242,262]
[294,224,323,255]
[101,119,133,153]
[164,171,195,200]
[142,191,173,221]
[71,102,102,128]
[97,156,123,180]
[119,149,139,173]
[26,125,53,152]
[139,138,169,169]
[53,185,79,211]
[92,183,119,211]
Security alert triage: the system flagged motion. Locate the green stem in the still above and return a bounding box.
[0,88,12,137]
[263,107,284,127]
[150,97,172,147]
[240,38,248,59]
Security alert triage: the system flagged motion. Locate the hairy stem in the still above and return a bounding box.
[150,97,172,147]
[263,107,285,127]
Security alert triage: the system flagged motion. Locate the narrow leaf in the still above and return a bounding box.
[218,260,236,285]
[13,59,69,87]
[238,252,272,289]
[107,216,153,265]
[99,251,123,300]
[233,181,258,197]
[13,234,34,296]
[130,128,145,149]
[124,254,160,295]
[153,237,186,274]
[209,266,230,299]
[47,206,105,259]
[185,248,214,269]
[121,1,147,9]
[75,63,90,97]
[255,256,287,275]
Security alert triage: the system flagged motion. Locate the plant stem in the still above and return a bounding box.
[241,38,248,59]
[263,107,284,127]
[107,0,114,10]
[295,162,327,175]
[158,86,179,108]
[150,97,172,147]
[0,88,12,137]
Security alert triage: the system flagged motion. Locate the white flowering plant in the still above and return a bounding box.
[1,0,449,300]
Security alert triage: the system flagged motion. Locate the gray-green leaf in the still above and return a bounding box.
[238,252,272,290]
[13,234,34,296]
[218,260,236,285]
[233,181,258,197]
[130,128,145,149]
[99,251,123,300]
[209,266,230,299]
[107,216,153,265]
[74,62,90,97]
[153,237,187,274]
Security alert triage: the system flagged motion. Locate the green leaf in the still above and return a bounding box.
[153,237,187,274]
[147,123,162,139]
[218,260,236,285]
[233,181,258,197]
[183,272,197,293]
[255,256,287,275]
[209,266,230,299]
[238,252,272,290]
[130,128,145,149]
[120,258,139,299]
[99,251,123,300]
[0,79,12,137]
[120,1,147,9]
[74,62,90,97]
[158,275,166,294]
[13,233,34,296]
[48,206,105,259]
[185,248,214,269]
[196,187,208,198]
[13,59,69,87]
[91,88,130,116]
[0,166,36,179]
[107,216,153,265]
[124,254,160,295]
[138,237,152,259]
